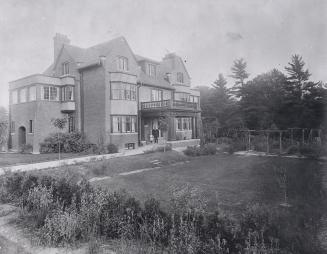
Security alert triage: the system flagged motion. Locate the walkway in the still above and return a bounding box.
[0,144,154,175]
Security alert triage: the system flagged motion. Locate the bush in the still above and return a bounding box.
[0,172,316,253]
[107,143,119,154]
[299,144,323,159]
[183,143,217,157]
[20,144,33,153]
[40,132,94,154]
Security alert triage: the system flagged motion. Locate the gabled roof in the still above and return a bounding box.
[135,54,160,64]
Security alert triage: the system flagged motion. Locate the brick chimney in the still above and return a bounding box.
[53,33,70,61]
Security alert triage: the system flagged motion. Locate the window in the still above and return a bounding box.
[177,72,184,83]
[50,87,59,101]
[42,86,59,101]
[189,95,199,104]
[42,86,49,100]
[10,121,15,133]
[177,118,182,130]
[151,89,162,101]
[112,116,121,133]
[62,86,74,101]
[29,86,36,101]
[111,83,136,100]
[175,92,189,102]
[68,115,75,132]
[20,88,27,103]
[62,62,69,75]
[29,120,33,133]
[12,90,18,104]
[176,117,192,131]
[117,56,128,71]
[148,63,156,77]
[111,115,137,133]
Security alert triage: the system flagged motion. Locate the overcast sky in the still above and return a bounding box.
[0,0,326,108]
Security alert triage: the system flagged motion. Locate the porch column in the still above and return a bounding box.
[168,116,176,141]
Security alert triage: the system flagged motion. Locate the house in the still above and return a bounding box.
[8,34,201,153]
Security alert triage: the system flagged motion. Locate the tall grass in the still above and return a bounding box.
[0,171,324,253]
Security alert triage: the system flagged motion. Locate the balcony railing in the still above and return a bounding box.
[141,100,198,111]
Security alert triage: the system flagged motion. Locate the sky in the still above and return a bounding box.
[0,0,326,108]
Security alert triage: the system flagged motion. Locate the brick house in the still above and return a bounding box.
[8,34,201,153]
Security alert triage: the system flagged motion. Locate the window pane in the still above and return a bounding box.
[112,116,120,133]
[65,86,74,101]
[43,87,49,100]
[29,86,36,101]
[20,88,26,103]
[126,116,131,132]
[12,90,18,104]
[50,87,59,101]
[29,120,33,133]
[121,116,126,132]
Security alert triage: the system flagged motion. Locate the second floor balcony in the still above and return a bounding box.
[141,99,199,112]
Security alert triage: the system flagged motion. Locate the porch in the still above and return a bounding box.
[139,100,201,143]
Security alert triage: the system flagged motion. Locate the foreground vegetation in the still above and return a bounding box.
[0,154,325,254]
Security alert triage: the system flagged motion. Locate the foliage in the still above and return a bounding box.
[107,143,119,154]
[200,55,327,144]
[0,106,8,149]
[229,58,250,97]
[40,132,93,153]
[51,118,67,130]
[183,143,217,156]
[0,171,324,253]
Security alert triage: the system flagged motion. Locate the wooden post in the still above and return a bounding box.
[248,131,251,151]
[279,131,282,154]
[290,129,293,145]
[302,129,305,145]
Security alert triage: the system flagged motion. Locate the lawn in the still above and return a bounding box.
[42,151,325,215]
[0,153,87,167]
[91,153,325,214]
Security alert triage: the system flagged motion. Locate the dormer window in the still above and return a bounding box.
[177,72,184,83]
[148,63,156,77]
[118,56,128,71]
[62,62,69,75]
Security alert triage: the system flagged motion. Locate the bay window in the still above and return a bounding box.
[29,86,36,101]
[20,88,27,103]
[112,115,137,133]
[12,90,18,104]
[42,86,59,101]
[175,92,189,102]
[62,86,74,101]
[111,83,136,100]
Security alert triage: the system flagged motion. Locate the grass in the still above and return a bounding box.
[0,153,88,167]
[38,150,189,179]
[91,154,324,214]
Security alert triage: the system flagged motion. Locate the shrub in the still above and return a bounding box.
[19,143,33,153]
[299,144,323,159]
[285,145,300,155]
[107,143,119,154]
[183,143,217,157]
[40,132,94,154]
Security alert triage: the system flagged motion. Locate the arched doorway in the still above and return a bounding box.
[18,126,26,148]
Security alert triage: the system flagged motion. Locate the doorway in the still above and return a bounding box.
[18,126,26,148]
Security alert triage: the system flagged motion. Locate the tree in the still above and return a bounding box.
[230,58,250,97]
[51,117,67,160]
[0,107,8,151]
[240,69,287,129]
[285,54,311,92]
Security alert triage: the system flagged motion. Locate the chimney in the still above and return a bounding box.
[53,33,70,61]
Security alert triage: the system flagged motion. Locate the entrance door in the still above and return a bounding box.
[18,126,26,148]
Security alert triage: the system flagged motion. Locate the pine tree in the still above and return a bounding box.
[230,58,250,97]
